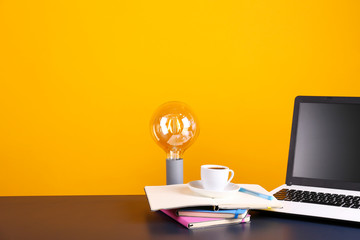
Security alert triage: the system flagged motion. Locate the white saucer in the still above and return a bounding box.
[187,180,240,198]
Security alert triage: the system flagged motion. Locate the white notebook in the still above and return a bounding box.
[144,183,282,211]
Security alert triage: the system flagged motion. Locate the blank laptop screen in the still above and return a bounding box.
[293,102,360,183]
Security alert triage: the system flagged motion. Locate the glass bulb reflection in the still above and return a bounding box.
[151,102,199,159]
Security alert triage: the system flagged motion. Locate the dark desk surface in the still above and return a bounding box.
[0,195,358,240]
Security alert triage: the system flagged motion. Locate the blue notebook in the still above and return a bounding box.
[176,207,247,219]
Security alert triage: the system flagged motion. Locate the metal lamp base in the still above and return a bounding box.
[166,159,183,185]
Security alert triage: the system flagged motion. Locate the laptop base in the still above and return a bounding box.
[267,184,360,223]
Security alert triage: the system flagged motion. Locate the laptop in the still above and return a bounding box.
[267,96,360,223]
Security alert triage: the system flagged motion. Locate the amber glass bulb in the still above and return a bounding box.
[151,101,199,160]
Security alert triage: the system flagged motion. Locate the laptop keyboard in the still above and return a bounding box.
[274,189,360,208]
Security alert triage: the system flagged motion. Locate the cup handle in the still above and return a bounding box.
[227,169,234,183]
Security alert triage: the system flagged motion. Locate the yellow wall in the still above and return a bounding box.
[1,0,360,196]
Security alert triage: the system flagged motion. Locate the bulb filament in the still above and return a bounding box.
[168,117,182,134]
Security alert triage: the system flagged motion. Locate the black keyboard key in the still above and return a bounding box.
[333,202,343,206]
[275,196,286,200]
[345,196,354,200]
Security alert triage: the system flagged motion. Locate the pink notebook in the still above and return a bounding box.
[160,209,250,229]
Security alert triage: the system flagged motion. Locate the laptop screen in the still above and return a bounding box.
[287,97,360,191]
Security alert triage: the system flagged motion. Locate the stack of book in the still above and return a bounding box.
[160,207,250,229]
[144,183,282,230]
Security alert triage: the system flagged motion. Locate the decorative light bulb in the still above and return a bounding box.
[150,101,199,185]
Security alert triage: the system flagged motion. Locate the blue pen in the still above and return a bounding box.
[239,187,275,200]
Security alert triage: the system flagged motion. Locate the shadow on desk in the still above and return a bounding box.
[253,210,360,229]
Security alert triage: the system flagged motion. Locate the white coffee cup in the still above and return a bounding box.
[201,164,234,191]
